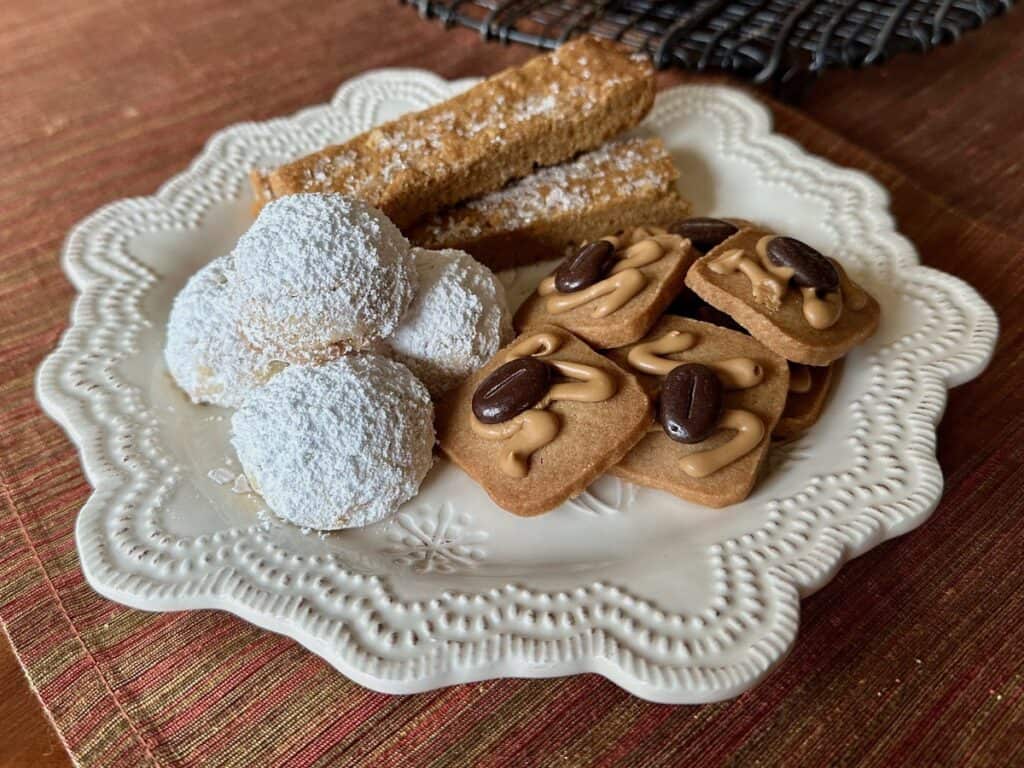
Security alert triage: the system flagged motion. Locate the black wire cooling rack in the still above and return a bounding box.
[401,0,1012,96]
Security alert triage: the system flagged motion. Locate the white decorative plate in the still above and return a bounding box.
[37,71,998,704]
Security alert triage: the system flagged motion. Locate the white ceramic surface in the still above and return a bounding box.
[37,71,998,704]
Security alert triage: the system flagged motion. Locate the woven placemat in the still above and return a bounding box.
[1,87,1020,765]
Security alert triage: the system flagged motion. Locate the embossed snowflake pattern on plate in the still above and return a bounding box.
[386,505,489,574]
[37,72,997,703]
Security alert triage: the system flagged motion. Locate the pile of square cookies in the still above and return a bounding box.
[440,219,878,514]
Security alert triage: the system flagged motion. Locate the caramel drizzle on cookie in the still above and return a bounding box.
[627,331,764,390]
[708,235,869,330]
[834,258,869,310]
[470,332,617,479]
[626,330,767,478]
[537,227,684,318]
[682,410,765,479]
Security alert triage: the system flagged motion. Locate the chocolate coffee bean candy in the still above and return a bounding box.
[765,237,839,292]
[669,217,739,252]
[554,240,617,293]
[660,363,723,444]
[472,357,552,424]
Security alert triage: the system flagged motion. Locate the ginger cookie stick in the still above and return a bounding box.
[257,36,656,228]
[407,138,689,271]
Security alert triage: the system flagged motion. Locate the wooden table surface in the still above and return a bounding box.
[2,2,1021,766]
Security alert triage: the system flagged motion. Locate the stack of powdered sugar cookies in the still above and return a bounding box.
[165,194,512,530]
[167,36,879,527]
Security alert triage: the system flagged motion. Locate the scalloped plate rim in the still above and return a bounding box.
[35,71,999,704]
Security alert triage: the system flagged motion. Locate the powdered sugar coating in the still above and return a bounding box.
[385,248,512,398]
[233,194,415,362]
[231,355,435,530]
[164,254,281,408]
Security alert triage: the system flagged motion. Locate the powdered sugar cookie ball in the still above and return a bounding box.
[233,194,416,364]
[164,254,281,408]
[231,354,435,530]
[385,248,512,397]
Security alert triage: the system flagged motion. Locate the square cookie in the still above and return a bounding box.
[773,361,836,441]
[685,228,880,366]
[514,226,694,349]
[436,325,652,517]
[606,317,789,508]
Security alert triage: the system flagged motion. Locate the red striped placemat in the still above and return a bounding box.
[2,95,1021,768]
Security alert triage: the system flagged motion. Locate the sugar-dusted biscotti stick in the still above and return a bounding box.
[262,36,655,229]
[406,137,690,271]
